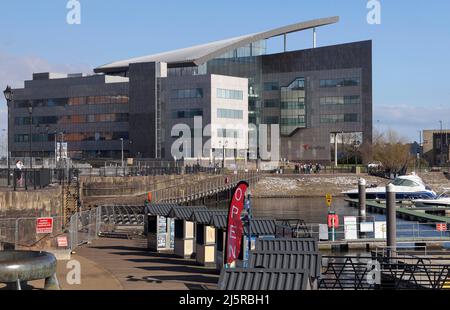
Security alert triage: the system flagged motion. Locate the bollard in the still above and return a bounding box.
[358,178,366,238]
[358,178,367,218]
[386,183,397,256]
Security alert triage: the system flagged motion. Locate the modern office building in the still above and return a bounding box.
[6,16,372,164]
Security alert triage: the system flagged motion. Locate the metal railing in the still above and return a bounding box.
[305,220,450,242]
[151,171,260,203]
[320,254,450,290]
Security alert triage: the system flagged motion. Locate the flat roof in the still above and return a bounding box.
[94,16,339,73]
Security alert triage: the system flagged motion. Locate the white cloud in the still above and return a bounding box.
[374,104,450,141]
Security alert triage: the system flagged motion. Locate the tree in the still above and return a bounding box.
[372,129,413,176]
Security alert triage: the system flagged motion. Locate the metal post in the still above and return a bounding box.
[120,138,124,170]
[28,106,33,170]
[440,120,444,166]
[386,183,397,256]
[358,178,367,218]
[334,133,338,168]
[283,33,287,52]
[358,178,366,238]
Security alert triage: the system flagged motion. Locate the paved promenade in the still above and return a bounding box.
[72,238,219,290]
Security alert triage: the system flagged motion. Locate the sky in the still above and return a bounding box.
[1,0,450,152]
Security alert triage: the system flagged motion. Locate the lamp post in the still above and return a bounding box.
[3,86,12,185]
[120,138,124,169]
[28,104,33,169]
[440,120,444,166]
[221,139,228,169]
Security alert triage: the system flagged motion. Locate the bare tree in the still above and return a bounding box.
[372,129,413,175]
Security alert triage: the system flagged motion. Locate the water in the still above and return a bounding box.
[252,197,450,247]
[252,197,356,223]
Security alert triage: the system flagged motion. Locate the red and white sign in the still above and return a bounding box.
[436,223,447,232]
[36,217,53,234]
[57,236,68,247]
[225,181,248,267]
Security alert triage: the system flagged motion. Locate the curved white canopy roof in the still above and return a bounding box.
[94,16,339,73]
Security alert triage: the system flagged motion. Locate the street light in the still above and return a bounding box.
[440,120,444,166]
[28,104,33,169]
[220,139,228,169]
[120,138,124,168]
[3,86,12,185]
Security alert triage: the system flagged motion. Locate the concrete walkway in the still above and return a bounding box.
[0,252,123,290]
[73,238,219,290]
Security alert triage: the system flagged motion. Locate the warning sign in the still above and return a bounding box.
[326,193,333,207]
[436,223,447,232]
[36,217,53,234]
[57,236,68,247]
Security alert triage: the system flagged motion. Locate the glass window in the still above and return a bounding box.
[217,108,243,119]
[264,82,279,91]
[216,88,243,100]
[320,77,360,88]
[171,109,203,119]
[264,100,279,108]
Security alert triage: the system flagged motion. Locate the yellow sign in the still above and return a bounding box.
[326,193,333,207]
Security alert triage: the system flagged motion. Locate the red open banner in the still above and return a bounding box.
[225,181,249,267]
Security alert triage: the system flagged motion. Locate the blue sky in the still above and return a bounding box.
[1,0,450,145]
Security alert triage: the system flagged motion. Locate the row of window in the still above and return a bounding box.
[281,101,305,110]
[320,78,360,88]
[281,117,306,126]
[15,113,129,126]
[217,88,243,100]
[217,108,243,119]
[14,95,129,108]
[15,132,129,143]
[217,129,243,138]
[171,109,203,119]
[320,96,360,105]
[320,114,358,123]
[171,88,203,99]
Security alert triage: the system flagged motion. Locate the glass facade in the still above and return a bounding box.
[263,99,279,108]
[320,95,360,105]
[15,131,129,143]
[264,82,279,91]
[171,109,203,118]
[217,108,243,119]
[15,113,129,125]
[280,78,306,136]
[206,40,266,126]
[320,113,359,123]
[14,95,129,108]
[171,88,203,99]
[319,77,360,88]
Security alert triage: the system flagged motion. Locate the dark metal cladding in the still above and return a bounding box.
[218,268,311,290]
[249,251,322,278]
[256,238,318,252]
[145,203,179,217]
[189,210,228,225]
[243,219,276,236]
[167,206,208,220]
[210,214,228,229]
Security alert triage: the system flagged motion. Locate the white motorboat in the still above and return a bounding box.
[342,173,437,200]
[412,188,450,208]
